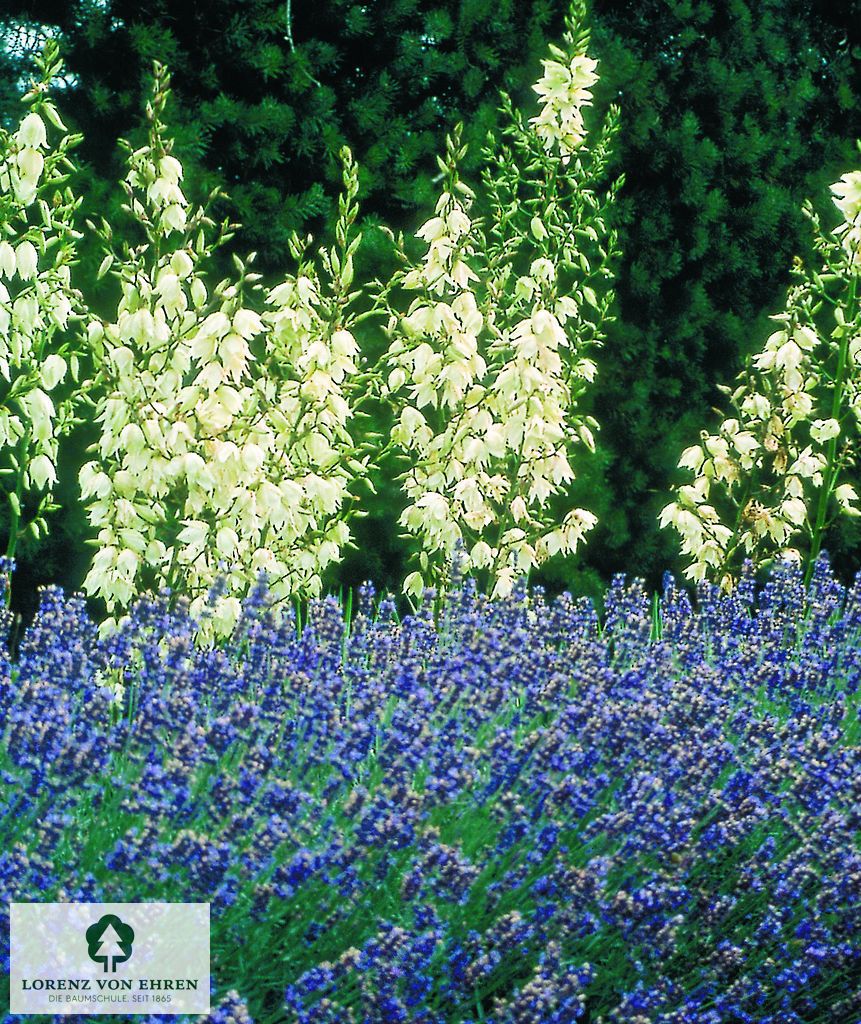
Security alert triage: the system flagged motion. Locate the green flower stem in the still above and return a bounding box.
[807,273,858,584]
[5,430,31,563]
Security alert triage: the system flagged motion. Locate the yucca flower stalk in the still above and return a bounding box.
[382,0,622,598]
[81,64,370,635]
[0,41,87,568]
[662,157,861,588]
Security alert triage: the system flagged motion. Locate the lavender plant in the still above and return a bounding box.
[0,557,857,1022]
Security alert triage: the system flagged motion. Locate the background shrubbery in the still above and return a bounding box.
[0,0,860,612]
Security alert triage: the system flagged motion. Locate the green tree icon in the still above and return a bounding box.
[86,914,135,973]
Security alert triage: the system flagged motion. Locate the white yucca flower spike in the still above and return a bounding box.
[664,169,861,587]
[383,1,620,600]
[82,67,367,638]
[831,171,861,268]
[530,43,598,162]
[0,41,87,563]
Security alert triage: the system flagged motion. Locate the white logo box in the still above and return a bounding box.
[10,902,210,1015]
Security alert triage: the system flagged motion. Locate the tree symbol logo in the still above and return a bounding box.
[86,914,135,973]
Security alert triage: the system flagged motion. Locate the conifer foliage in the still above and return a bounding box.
[0,0,568,267]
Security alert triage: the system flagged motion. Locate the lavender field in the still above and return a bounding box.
[0,558,858,1022]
